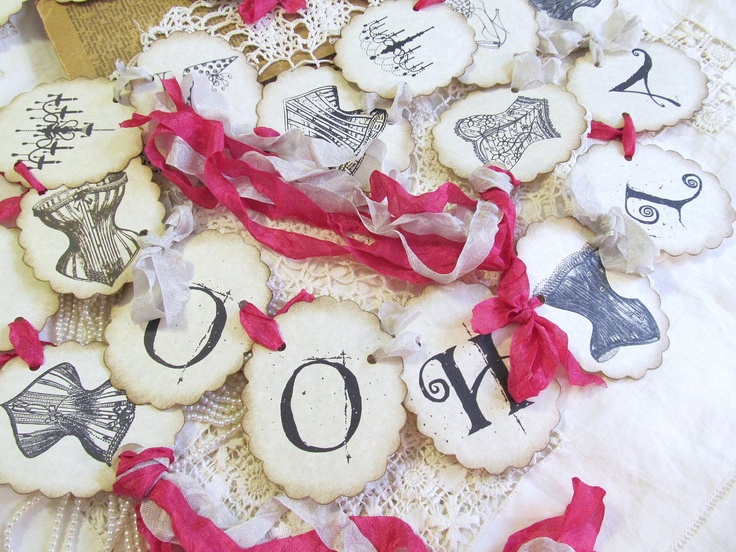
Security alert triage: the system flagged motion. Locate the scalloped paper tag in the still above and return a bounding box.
[242,297,406,504]
[131,31,262,131]
[567,42,708,131]
[571,143,735,257]
[0,341,184,498]
[0,227,58,351]
[433,84,586,180]
[257,66,414,175]
[450,0,539,88]
[530,0,617,31]
[517,217,669,379]
[0,0,24,27]
[0,78,141,189]
[334,0,476,98]
[16,158,165,298]
[105,230,271,409]
[400,282,560,473]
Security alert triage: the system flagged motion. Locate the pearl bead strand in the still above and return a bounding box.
[48,495,70,552]
[2,495,40,552]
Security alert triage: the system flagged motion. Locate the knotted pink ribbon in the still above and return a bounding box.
[239,289,315,350]
[503,478,607,552]
[413,0,444,10]
[115,448,430,552]
[0,318,49,370]
[588,113,636,160]
[1,163,46,227]
[472,257,605,402]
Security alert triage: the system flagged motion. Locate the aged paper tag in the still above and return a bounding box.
[17,159,165,298]
[571,143,735,257]
[334,0,477,98]
[433,84,586,180]
[567,41,708,131]
[0,227,59,351]
[105,230,271,409]
[0,341,184,498]
[243,297,406,503]
[0,78,141,189]
[517,217,669,379]
[401,282,560,473]
[257,66,414,175]
[131,31,262,132]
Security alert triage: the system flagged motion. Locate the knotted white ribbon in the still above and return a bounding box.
[113,59,154,103]
[519,537,576,552]
[537,9,643,66]
[510,52,566,92]
[468,165,516,195]
[583,206,659,276]
[370,302,422,362]
[132,205,195,325]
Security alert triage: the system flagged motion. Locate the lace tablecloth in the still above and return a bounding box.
[0,1,735,551]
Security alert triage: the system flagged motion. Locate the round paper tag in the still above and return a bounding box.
[0,78,142,189]
[257,66,414,175]
[400,282,560,473]
[105,230,271,409]
[0,227,59,351]
[567,41,708,131]
[0,341,184,498]
[334,0,477,98]
[16,158,165,298]
[433,84,586,181]
[517,217,669,379]
[243,297,406,503]
[450,0,539,88]
[571,144,735,256]
[131,31,262,132]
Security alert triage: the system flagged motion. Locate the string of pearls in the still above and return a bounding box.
[101,496,140,552]
[2,494,40,552]
[51,294,115,345]
[62,498,82,552]
[48,495,70,552]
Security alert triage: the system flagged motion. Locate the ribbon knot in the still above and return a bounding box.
[588,113,637,160]
[113,447,173,501]
[472,257,604,402]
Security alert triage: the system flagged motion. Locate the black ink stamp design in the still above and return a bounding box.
[610,49,681,108]
[360,18,434,77]
[448,0,508,48]
[1,363,135,466]
[625,173,702,226]
[281,354,362,463]
[183,57,238,92]
[284,86,388,175]
[32,172,140,287]
[12,94,114,170]
[419,333,533,436]
[534,246,660,362]
[454,96,561,168]
[143,284,230,381]
[529,0,602,21]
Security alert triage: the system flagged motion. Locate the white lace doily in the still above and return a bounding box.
[3,2,735,551]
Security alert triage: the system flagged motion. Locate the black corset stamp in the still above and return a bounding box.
[534,246,660,362]
[2,363,136,466]
[529,0,603,21]
[32,172,140,287]
[284,86,388,175]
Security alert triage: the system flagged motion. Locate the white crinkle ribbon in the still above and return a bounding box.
[510,52,566,92]
[468,165,516,195]
[370,302,422,362]
[584,206,659,276]
[518,537,576,552]
[113,59,154,103]
[537,9,643,65]
[131,205,195,325]
[158,83,503,284]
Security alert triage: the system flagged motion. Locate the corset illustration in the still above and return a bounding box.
[1,363,136,466]
[534,246,660,362]
[284,86,388,175]
[454,96,560,169]
[529,0,603,21]
[32,172,140,287]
